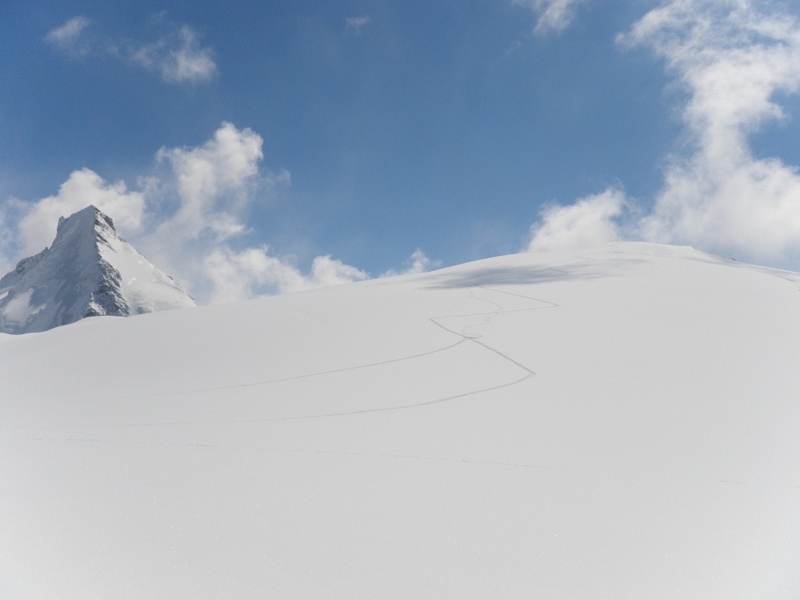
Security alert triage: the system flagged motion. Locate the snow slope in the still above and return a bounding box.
[0,205,195,334]
[1,242,799,599]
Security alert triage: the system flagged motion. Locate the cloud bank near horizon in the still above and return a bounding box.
[0,123,434,304]
[528,0,800,266]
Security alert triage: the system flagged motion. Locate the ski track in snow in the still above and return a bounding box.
[6,337,471,408]
[17,279,558,408]
[11,253,800,494]
[8,282,558,429]
[86,337,472,401]
[7,247,800,600]
[136,374,534,425]
[7,258,603,478]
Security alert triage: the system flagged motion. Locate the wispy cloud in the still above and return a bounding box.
[45,16,91,57]
[513,0,587,35]
[527,0,800,266]
[345,16,371,35]
[129,25,217,84]
[46,16,217,85]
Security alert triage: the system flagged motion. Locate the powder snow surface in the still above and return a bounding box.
[1,242,799,599]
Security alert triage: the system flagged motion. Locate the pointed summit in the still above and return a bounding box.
[0,205,195,334]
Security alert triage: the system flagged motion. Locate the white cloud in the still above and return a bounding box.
[129,25,217,84]
[140,123,290,301]
[47,17,217,85]
[526,0,800,264]
[203,247,368,304]
[304,255,370,290]
[45,16,91,56]
[513,0,587,35]
[345,16,371,35]
[15,168,145,257]
[623,0,800,262]
[153,122,264,242]
[527,188,625,252]
[0,122,373,305]
[380,249,439,277]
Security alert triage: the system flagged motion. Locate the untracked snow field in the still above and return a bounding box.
[1,242,800,599]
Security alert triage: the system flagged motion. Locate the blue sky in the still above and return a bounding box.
[2,0,800,302]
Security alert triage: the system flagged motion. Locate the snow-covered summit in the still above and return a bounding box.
[0,205,195,334]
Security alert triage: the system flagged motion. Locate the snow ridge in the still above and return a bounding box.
[0,205,195,334]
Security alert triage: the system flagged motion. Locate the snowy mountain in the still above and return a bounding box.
[0,205,195,333]
[1,242,799,599]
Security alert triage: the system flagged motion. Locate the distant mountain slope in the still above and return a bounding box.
[0,205,195,333]
[1,242,799,599]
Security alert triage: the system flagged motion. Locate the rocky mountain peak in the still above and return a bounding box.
[0,205,196,334]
